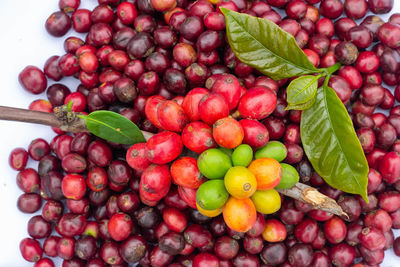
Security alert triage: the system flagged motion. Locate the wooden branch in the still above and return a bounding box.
[277,183,347,217]
[0,105,346,216]
[0,106,62,128]
[0,105,153,140]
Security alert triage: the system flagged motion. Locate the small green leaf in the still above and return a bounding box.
[286,96,316,111]
[80,111,145,145]
[221,8,318,80]
[66,100,73,112]
[300,86,369,201]
[286,75,321,109]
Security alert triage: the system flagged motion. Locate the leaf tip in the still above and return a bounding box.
[218,7,228,13]
[360,191,369,204]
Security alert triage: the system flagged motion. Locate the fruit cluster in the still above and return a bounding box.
[195,142,300,233]
[8,0,400,266]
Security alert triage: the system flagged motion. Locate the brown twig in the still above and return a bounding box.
[0,105,346,216]
[277,183,347,217]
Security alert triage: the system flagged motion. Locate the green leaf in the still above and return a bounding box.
[221,8,318,80]
[300,86,369,201]
[66,100,73,112]
[286,96,316,111]
[79,111,145,145]
[286,75,321,109]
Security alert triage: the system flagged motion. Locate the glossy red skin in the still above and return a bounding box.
[173,43,197,68]
[64,92,87,112]
[247,213,266,237]
[367,169,383,194]
[66,198,89,215]
[56,213,87,237]
[126,143,151,172]
[182,88,209,121]
[238,119,269,148]
[61,174,86,200]
[56,237,75,260]
[193,252,219,267]
[210,74,241,111]
[145,95,166,129]
[61,153,87,173]
[71,8,92,33]
[34,257,55,267]
[329,243,356,267]
[232,252,260,267]
[78,51,98,73]
[238,87,277,120]
[355,51,380,74]
[198,93,230,125]
[163,207,188,233]
[308,209,334,221]
[324,217,347,244]
[351,100,376,116]
[378,191,400,213]
[164,187,189,210]
[43,236,60,257]
[20,238,43,262]
[294,218,318,243]
[100,241,123,265]
[117,2,138,24]
[171,157,205,189]
[357,127,376,154]
[157,100,189,132]
[150,246,174,267]
[177,186,197,209]
[140,164,171,202]
[214,236,239,260]
[29,100,53,113]
[204,12,225,31]
[263,219,287,242]
[87,166,108,192]
[182,121,216,154]
[213,117,244,149]
[184,224,212,248]
[19,66,47,94]
[146,131,183,164]
[365,209,393,233]
[108,213,133,241]
[359,227,386,251]
[82,221,99,239]
[338,66,363,90]
[378,152,400,184]
[303,49,320,67]
[378,22,400,49]
[17,168,40,193]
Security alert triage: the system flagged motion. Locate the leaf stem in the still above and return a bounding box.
[323,74,331,88]
[323,63,341,76]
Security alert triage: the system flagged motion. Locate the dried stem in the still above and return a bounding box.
[277,183,347,217]
[0,105,345,216]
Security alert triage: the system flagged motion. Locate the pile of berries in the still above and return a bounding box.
[8,0,400,266]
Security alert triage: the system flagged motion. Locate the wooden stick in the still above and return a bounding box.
[277,183,347,217]
[0,105,346,216]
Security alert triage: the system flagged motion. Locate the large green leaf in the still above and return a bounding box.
[221,8,318,80]
[286,75,320,109]
[300,86,369,201]
[286,96,316,111]
[80,111,145,145]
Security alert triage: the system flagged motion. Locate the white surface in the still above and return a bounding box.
[0,0,399,266]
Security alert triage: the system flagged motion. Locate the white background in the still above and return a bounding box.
[0,0,399,266]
